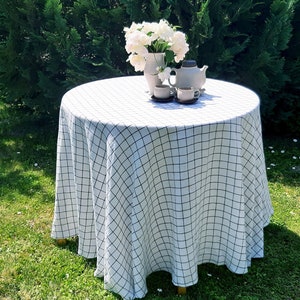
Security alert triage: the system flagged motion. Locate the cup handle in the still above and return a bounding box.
[194,90,200,98]
[168,68,176,87]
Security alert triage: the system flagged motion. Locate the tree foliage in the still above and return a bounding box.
[0,0,299,133]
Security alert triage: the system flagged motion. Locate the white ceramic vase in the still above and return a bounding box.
[144,53,165,95]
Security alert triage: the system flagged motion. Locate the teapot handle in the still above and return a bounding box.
[168,68,177,87]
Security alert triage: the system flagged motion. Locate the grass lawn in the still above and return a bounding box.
[1,101,299,300]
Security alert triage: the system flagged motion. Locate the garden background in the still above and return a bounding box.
[0,0,300,299]
[0,0,299,134]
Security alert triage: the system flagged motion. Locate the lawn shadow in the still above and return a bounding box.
[0,110,58,202]
[144,223,300,299]
[0,168,51,199]
[52,208,300,299]
[59,224,300,299]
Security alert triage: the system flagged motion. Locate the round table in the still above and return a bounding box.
[51,76,273,300]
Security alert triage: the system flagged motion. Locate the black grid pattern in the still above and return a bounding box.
[51,76,273,300]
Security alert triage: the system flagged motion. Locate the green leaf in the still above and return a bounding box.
[165,49,175,65]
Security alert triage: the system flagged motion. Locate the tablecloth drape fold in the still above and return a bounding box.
[51,77,273,300]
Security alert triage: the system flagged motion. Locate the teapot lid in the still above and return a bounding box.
[182,60,197,67]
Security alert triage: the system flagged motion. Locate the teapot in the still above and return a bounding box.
[168,60,208,90]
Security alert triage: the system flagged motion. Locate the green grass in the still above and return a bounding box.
[0,101,299,300]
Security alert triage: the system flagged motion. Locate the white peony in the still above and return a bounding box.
[124,22,139,38]
[125,31,151,55]
[124,19,189,74]
[140,22,158,39]
[155,19,174,41]
[170,31,189,63]
[157,67,171,81]
[128,54,146,72]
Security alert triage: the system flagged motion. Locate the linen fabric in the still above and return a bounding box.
[51,76,273,300]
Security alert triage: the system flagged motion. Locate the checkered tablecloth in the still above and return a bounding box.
[51,76,273,300]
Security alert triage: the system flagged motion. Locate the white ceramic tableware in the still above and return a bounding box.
[177,87,199,101]
[153,85,171,99]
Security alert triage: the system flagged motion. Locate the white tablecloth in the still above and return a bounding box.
[51,76,273,300]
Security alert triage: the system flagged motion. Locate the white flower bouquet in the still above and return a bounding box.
[124,19,189,81]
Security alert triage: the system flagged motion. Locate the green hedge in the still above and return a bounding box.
[0,0,299,134]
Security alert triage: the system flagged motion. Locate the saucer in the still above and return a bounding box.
[151,95,174,103]
[174,88,205,104]
[176,97,198,104]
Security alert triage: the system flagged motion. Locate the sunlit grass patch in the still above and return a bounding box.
[264,136,300,236]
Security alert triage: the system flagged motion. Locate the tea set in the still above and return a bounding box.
[151,60,208,104]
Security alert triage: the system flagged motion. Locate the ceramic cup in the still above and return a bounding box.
[177,87,199,101]
[153,85,171,99]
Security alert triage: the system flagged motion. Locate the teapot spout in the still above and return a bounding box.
[199,65,208,89]
[200,65,208,73]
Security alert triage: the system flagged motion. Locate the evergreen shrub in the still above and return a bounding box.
[0,0,299,134]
